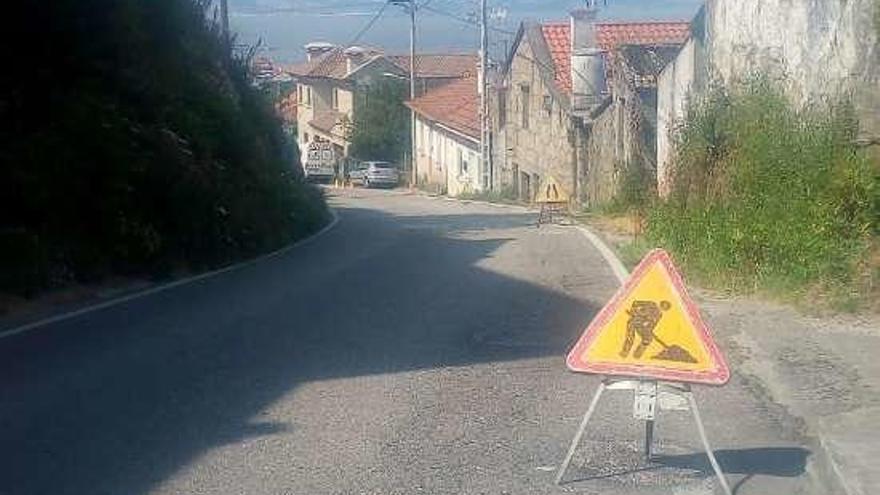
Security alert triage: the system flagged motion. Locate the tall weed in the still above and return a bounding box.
[650,79,878,305]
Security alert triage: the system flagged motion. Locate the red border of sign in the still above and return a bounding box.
[566,249,730,385]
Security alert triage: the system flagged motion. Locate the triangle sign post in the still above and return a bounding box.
[535,175,569,227]
[566,249,729,385]
[555,249,733,495]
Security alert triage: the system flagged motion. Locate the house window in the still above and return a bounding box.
[521,84,530,129]
[331,88,339,110]
[458,148,469,176]
[304,132,309,143]
[306,86,312,105]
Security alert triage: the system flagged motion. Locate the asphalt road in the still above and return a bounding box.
[0,189,815,495]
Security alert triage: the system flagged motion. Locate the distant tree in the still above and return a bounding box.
[349,80,411,162]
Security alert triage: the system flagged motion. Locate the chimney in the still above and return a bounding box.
[343,46,367,73]
[570,8,606,116]
[304,41,335,61]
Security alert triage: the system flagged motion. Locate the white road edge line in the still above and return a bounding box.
[0,208,340,340]
[574,225,630,285]
[417,190,630,282]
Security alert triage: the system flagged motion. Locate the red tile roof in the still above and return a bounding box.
[541,24,572,96]
[405,77,479,140]
[540,21,690,93]
[596,22,691,50]
[286,50,477,81]
[387,54,478,79]
[285,47,384,80]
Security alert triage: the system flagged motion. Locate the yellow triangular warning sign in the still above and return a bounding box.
[535,175,568,203]
[566,249,729,385]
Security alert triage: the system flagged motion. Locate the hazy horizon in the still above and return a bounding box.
[228,0,703,63]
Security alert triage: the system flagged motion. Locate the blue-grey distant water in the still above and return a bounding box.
[229,0,703,63]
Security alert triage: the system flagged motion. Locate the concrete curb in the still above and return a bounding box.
[818,431,857,495]
[0,208,340,340]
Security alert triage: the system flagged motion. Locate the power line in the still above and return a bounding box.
[349,0,392,45]
[421,4,515,35]
[417,4,593,93]
[309,1,391,77]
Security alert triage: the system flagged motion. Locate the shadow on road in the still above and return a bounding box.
[655,447,811,494]
[569,446,810,493]
[0,205,601,494]
[654,446,810,477]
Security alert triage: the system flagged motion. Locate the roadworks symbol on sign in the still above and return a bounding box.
[535,175,568,204]
[566,249,730,385]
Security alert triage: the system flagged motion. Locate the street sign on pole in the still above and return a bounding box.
[566,249,729,385]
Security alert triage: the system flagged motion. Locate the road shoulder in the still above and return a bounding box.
[0,209,340,339]
[580,214,880,495]
[411,190,880,495]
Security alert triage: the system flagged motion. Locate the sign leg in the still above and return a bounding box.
[645,419,655,461]
[555,381,606,485]
[685,391,732,495]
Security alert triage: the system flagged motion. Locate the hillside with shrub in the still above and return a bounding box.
[1,0,328,298]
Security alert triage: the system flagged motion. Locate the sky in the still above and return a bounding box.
[227,0,704,63]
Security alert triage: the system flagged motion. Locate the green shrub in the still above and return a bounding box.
[649,78,878,304]
[350,80,411,162]
[0,0,328,296]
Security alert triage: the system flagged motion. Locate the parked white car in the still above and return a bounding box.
[350,161,400,188]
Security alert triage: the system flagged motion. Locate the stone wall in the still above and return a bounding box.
[705,0,879,141]
[583,57,659,206]
[656,38,699,197]
[656,0,880,194]
[583,102,619,205]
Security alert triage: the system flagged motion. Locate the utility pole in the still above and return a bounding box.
[409,0,417,188]
[479,0,492,191]
[220,0,230,48]
[392,0,418,188]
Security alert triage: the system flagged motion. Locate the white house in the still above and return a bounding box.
[405,77,483,196]
[287,43,479,167]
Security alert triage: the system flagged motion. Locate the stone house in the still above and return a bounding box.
[405,77,482,196]
[493,23,577,202]
[287,44,478,165]
[492,13,688,205]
